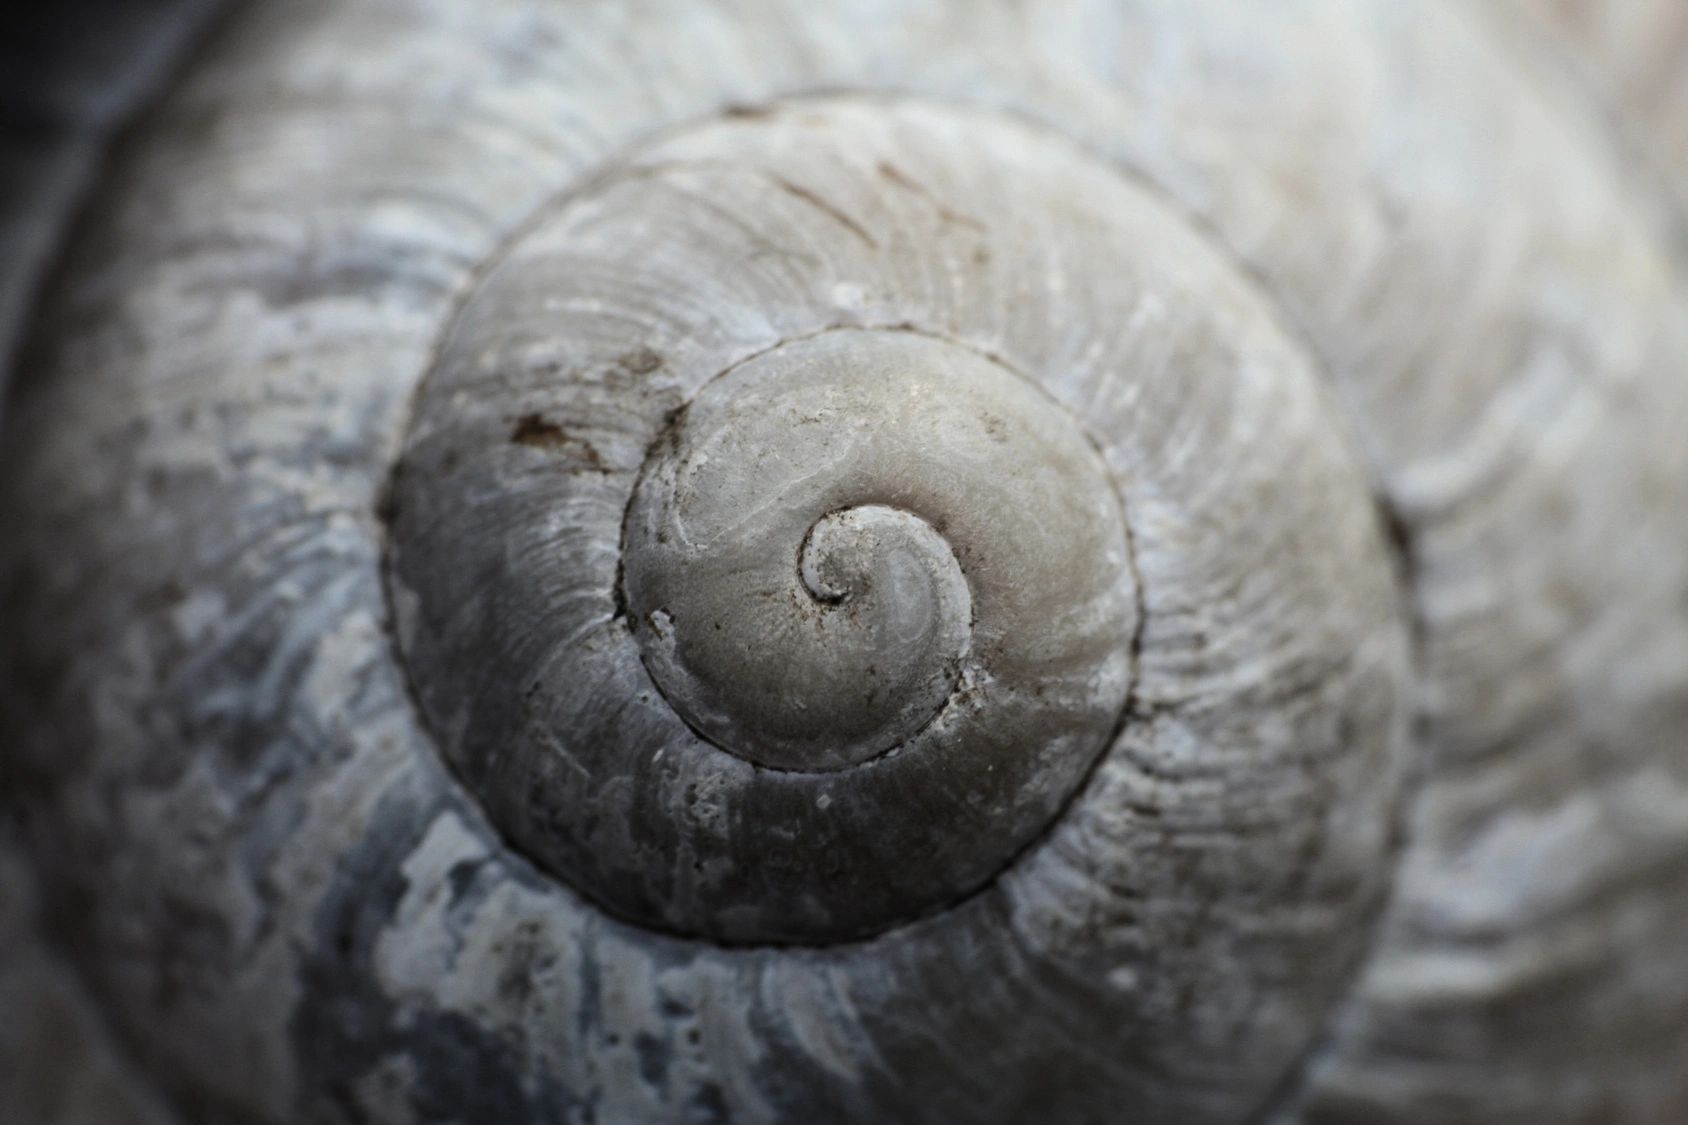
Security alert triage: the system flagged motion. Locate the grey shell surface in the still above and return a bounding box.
[0,2,1685,1124]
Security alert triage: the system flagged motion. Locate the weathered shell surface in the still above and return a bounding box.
[1,2,1685,1124]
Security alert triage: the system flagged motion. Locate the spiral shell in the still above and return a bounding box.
[1,2,1686,1124]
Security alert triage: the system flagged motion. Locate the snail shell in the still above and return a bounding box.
[1,2,1686,1123]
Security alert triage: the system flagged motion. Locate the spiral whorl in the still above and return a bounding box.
[376,101,1414,1112]
[624,330,1127,778]
[387,115,1144,942]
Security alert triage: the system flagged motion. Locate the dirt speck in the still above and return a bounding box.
[619,347,664,375]
[510,413,608,472]
[511,412,567,448]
